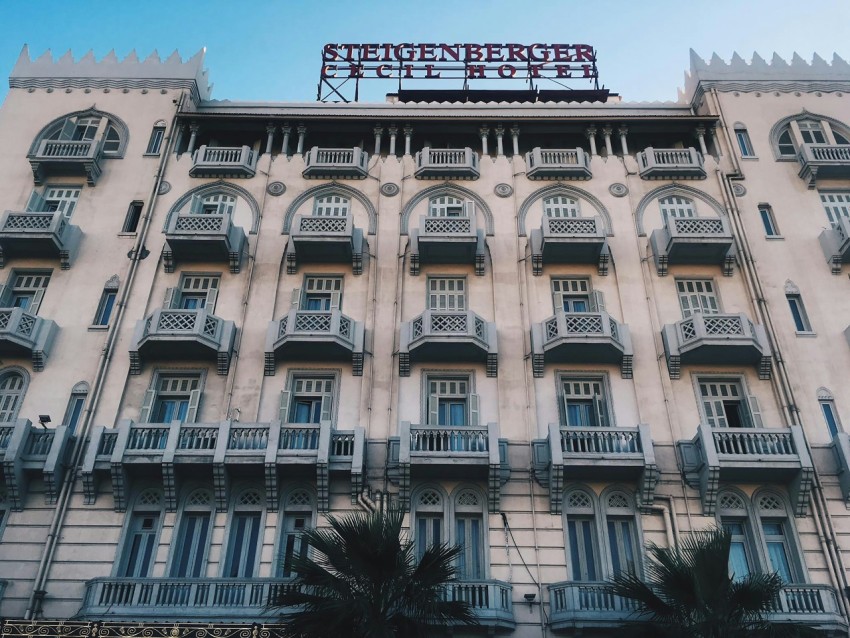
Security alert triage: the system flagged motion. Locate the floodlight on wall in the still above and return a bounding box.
[524,592,536,611]
[38,415,51,429]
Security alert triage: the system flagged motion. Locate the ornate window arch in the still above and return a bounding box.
[769,112,850,160]
[0,367,28,423]
[411,485,448,559]
[600,487,642,577]
[168,487,214,577]
[115,487,164,577]
[278,486,317,577]
[563,486,600,582]
[29,108,130,158]
[401,184,493,236]
[635,184,726,236]
[284,183,377,235]
[517,184,612,236]
[222,487,265,578]
[451,486,488,580]
[166,181,260,234]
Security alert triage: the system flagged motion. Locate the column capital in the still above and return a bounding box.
[281,123,292,134]
[374,124,385,136]
[266,123,277,134]
[601,125,613,136]
[510,125,520,136]
[403,124,413,135]
[189,121,200,134]
[297,123,307,135]
[479,125,491,137]
[695,124,707,136]
[617,125,629,136]
[585,126,597,137]
[494,124,505,136]
[388,124,398,135]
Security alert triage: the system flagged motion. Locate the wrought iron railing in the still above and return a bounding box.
[410,425,490,453]
[710,428,797,456]
[560,426,643,455]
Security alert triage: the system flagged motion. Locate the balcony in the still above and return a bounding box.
[163,213,247,274]
[0,307,59,371]
[525,147,592,180]
[389,421,509,509]
[265,309,365,376]
[302,147,369,179]
[398,310,498,377]
[819,216,850,274]
[679,424,813,516]
[530,216,610,276]
[637,147,706,180]
[28,138,103,185]
[414,147,479,180]
[531,311,633,379]
[769,585,848,634]
[661,313,771,380]
[80,577,298,621]
[285,214,366,275]
[0,210,81,270]
[650,217,735,276]
[409,214,486,276]
[82,420,366,512]
[1,419,73,509]
[129,308,237,375]
[834,432,850,506]
[189,145,257,178]
[549,582,642,632]
[532,423,657,514]
[445,580,515,631]
[797,143,850,187]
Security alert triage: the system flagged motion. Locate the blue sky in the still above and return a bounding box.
[2,0,850,104]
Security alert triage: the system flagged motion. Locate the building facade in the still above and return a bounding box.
[0,46,848,636]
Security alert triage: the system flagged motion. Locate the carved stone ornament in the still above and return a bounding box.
[267,181,286,197]
[381,182,400,197]
[609,183,628,197]
[157,180,172,195]
[494,183,513,198]
[731,183,747,197]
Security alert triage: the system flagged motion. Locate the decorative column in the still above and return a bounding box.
[494,125,505,156]
[187,122,200,155]
[403,125,413,156]
[480,126,490,155]
[281,123,291,157]
[296,123,307,155]
[388,125,398,156]
[602,126,613,156]
[374,125,384,156]
[265,123,276,155]
[585,126,598,157]
[695,125,708,155]
[618,125,629,156]
[510,125,520,156]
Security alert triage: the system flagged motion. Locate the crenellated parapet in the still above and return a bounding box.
[9,45,212,102]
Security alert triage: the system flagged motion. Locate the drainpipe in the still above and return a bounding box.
[24,91,187,620]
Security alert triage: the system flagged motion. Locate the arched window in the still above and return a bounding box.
[36,110,128,158]
[817,387,842,438]
[62,381,89,433]
[756,492,797,583]
[223,488,264,578]
[0,370,27,423]
[453,488,485,580]
[117,488,164,577]
[564,488,598,581]
[429,195,466,217]
[774,117,850,158]
[543,195,580,218]
[279,488,315,577]
[313,194,350,217]
[414,487,445,560]
[169,488,214,578]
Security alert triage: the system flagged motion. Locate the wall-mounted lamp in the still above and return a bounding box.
[523,592,537,611]
[38,415,51,430]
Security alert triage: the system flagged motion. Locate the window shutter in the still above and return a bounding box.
[590,290,606,313]
[428,394,439,426]
[189,194,205,215]
[552,290,564,313]
[30,288,45,315]
[593,394,609,428]
[469,393,479,426]
[205,288,218,313]
[463,200,476,219]
[746,396,764,429]
[139,389,156,423]
[185,389,201,423]
[25,190,47,213]
[329,292,341,310]
[163,287,181,309]
[58,118,76,140]
[320,393,333,422]
[279,390,292,423]
[559,394,569,426]
[291,288,301,308]
[703,398,728,428]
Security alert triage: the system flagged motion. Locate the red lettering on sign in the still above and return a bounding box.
[506,44,527,62]
[528,44,548,61]
[552,45,570,61]
[467,64,485,78]
[581,64,594,77]
[439,44,461,61]
[419,43,437,61]
[574,44,595,62]
[340,44,357,61]
[381,43,392,60]
[362,44,380,61]
[347,64,365,77]
[556,66,572,78]
[323,44,339,61]
[321,64,337,78]
[528,64,543,77]
[425,64,441,78]
[498,64,516,78]
[486,43,504,62]
[376,64,392,78]
[394,44,414,61]
[402,64,415,78]
[465,44,483,61]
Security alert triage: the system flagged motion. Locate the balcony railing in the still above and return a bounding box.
[302,147,369,179]
[650,216,735,276]
[530,215,609,276]
[130,308,237,375]
[679,424,813,517]
[163,212,247,274]
[414,147,480,180]
[82,420,366,512]
[0,210,81,270]
[399,309,497,377]
[549,582,642,631]
[661,312,771,380]
[1,419,73,509]
[797,143,850,187]
[265,309,365,376]
[189,145,257,178]
[409,214,485,275]
[80,577,299,621]
[285,214,365,275]
[533,423,657,513]
[444,580,515,630]
[28,138,104,185]
[525,147,592,180]
[0,307,59,371]
[637,147,706,180]
[531,311,633,378]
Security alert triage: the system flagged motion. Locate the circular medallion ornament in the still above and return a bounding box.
[731,183,747,197]
[494,183,513,198]
[381,182,400,197]
[267,181,286,197]
[609,183,628,198]
[157,180,172,195]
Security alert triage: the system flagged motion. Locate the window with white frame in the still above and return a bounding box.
[4,271,51,314]
[605,492,639,576]
[163,274,220,312]
[414,488,444,560]
[314,194,350,217]
[139,373,202,424]
[93,276,119,326]
[697,378,763,429]
[280,376,334,425]
[551,278,589,312]
[818,388,842,438]
[279,489,314,577]
[819,192,850,229]
[659,195,697,221]
[560,377,609,428]
[798,120,827,144]
[429,195,466,217]
[426,376,478,427]
[786,292,812,333]
[45,113,124,156]
[145,123,166,156]
[24,186,82,219]
[776,119,850,158]
[676,279,719,318]
[301,276,343,311]
[543,195,580,218]
[222,488,264,578]
[734,125,755,158]
[169,488,213,578]
[758,205,780,237]
[427,277,466,311]
[564,489,599,581]
[454,489,485,580]
[117,488,163,577]
[188,193,237,217]
[62,381,88,434]
[0,370,26,423]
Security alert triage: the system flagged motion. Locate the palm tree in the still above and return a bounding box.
[607,527,815,638]
[272,506,477,638]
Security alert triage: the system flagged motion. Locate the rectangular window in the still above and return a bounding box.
[820,400,841,438]
[416,514,442,559]
[456,515,484,579]
[735,128,755,157]
[607,518,638,576]
[223,511,261,577]
[722,520,752,580]
[543,195,580,218]
[758,205,780,237]
[280,514,310,577]
[786,294,812,333]
[799,121,826,144]
[281,377,333,425]
[6,271,51,314]
[62,391,87,434]
[26,186,82,219]
[427,377,477,427]
[122,201,144,233]
[551,278,590,312]
[762,520,794,583]
[168,274,220,312]
[819,192,850,228]
[567,517,598,581]
[561,378,609,428]
[119,512,160,577]
[676,279,719,318]
[698,379,763,429]
[429,196,466,217]
[145,126,166,155]
[428,277,466,311]
[93,290,117,326]
[302,276,342,311]
[141,374,201,424]
[170,512,211,577]
[313,195,350,217]
[659,196,697,220]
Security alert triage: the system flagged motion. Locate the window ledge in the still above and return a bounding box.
[794,331,817,338]
[142,153,161,158]
[88,325,109,332]
[740,155,759,160]
[765,235,785,240]
[117,232,138,238]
